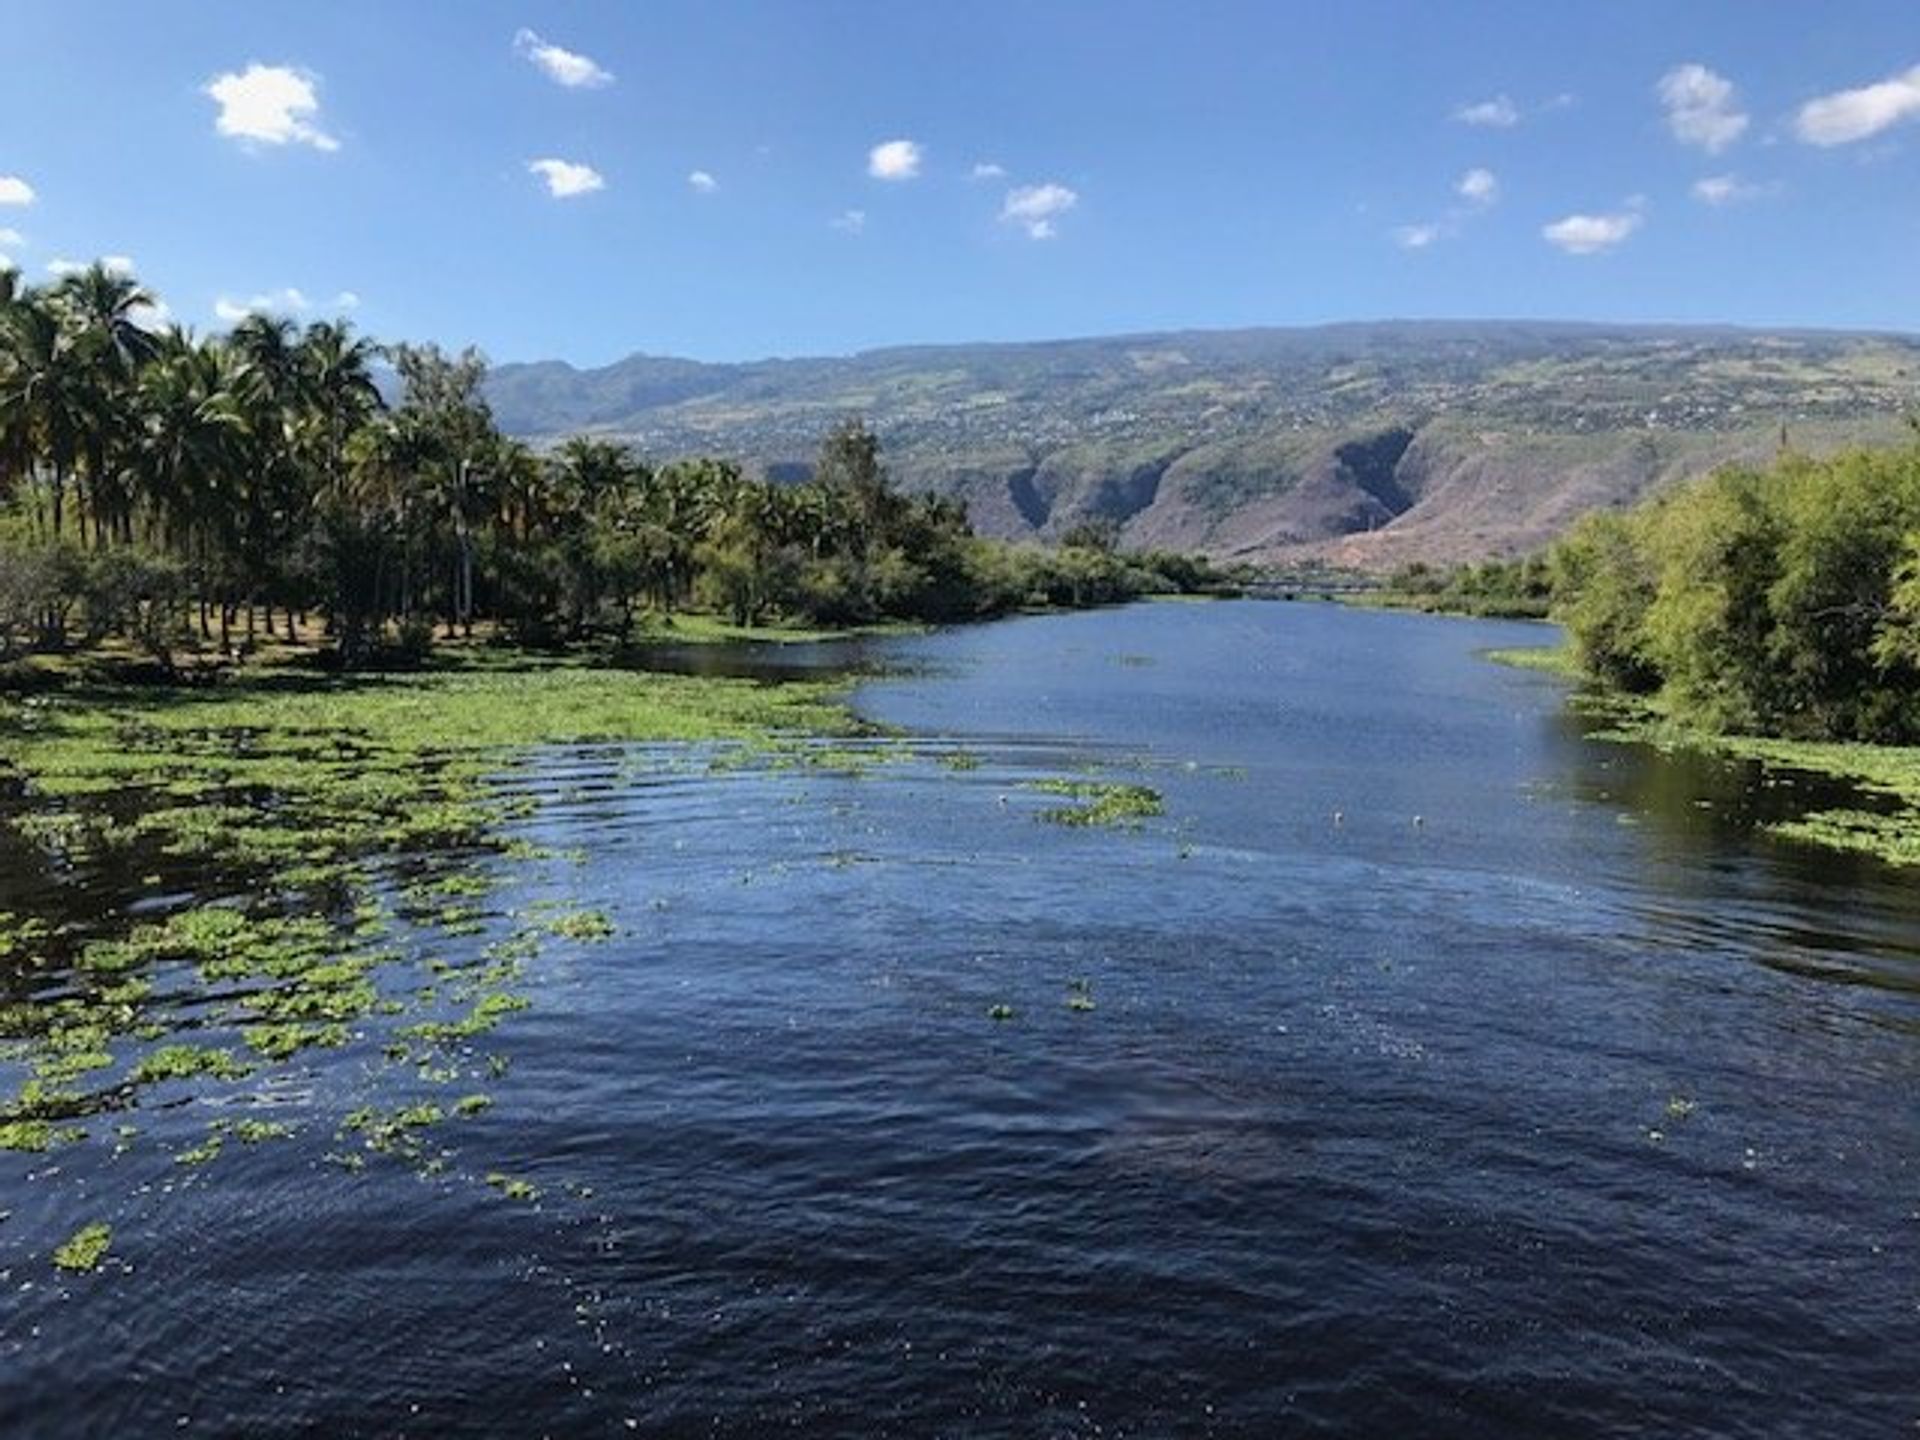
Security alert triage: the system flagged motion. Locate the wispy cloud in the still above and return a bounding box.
[1690,173,1774,206]
[204,63,339,151]
[527,158,605,198]
[0,228,23,249]
[1397,169,1498,251]
[1794,63,1920,146]
[687,169,718,194]
[969,161,1006,181]
[513,28,613,89]
[1455,167,1499,206]
[1453,95,1519,128]
[0,176,34,207]
[1542,207,1643,255]
[1658,63,1748,153]
[830,209,867,233]
[212,286,359,323]
[48,255,135,278]
[867,139,923,181]
[1000,182,1077,239]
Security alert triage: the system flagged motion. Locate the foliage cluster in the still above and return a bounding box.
[0,267,1222,673]
[1549,441,1920,743]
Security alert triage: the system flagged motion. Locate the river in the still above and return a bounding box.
[5,599,1916,1437]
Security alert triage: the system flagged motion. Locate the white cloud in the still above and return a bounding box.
[130,298,171,330]
[214,286,313,322]
[0,176,36,206]
[513,29,612,89]
[1542,209,1643,255]
[334,290,361,310]
[1454,95,1519,128]
[204,63,339,151]
[867,139,923,181]
[528,157,605,198]
[1000,182,1078,239]
[1455,167,1499,205]
[1690,173,1773,206]
[829,209,866,233]
[48,255,135,278]
[1794,63,1920,146]
[0,228,23,248]
[1396,223,1444,251]
[969,161,1006,181]
[1658,63,1748,153]
[687,169,718,194]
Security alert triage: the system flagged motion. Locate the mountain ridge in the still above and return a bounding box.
[485,319,1920,569]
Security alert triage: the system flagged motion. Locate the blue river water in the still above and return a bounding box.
[5,599,1916,1437]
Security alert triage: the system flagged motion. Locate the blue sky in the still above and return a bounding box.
[2,1,1917,364]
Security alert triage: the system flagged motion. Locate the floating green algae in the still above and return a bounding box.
[1025,778,1166,828]
[0,660,852,1190]
[52,1222,112,1273]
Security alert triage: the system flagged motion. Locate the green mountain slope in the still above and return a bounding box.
[486,321,1920,568]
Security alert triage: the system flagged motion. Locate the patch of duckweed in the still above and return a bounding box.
[542,909,614,943]
[1,1119,80,1152]
[485,1172,540,1202]
[128,1044,252,1086]
[52,1222,112,1273]
[0,660,850,1208]
[1026,779,1166,828]
[174,1134,224,1166]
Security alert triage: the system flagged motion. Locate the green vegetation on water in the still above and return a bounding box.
[52,1222,111,1273]
[1025,779,1166,828]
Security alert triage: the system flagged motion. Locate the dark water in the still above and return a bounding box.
[6,601,1918,1438]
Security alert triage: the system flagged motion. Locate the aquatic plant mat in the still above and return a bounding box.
[0,666,850,1223]
[0,659,1195,1277]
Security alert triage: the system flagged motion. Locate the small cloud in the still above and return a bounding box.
[1455,167,1499,206]
[528,157,605,198]
[204,63,339,151]
[1794,63,1920,146]
[48,255,135,278]
[1000,181,1077,239]
[867,139,923,181]
[0,228,24,248]
[1690,173,1774,206]
[829,209,866,233]
[130,298,172,330]
[687,169,718,194]
[1396,223,1445,251]
[334,290,361,310]
[214,286,313,322]
[969,161,1006,181]
[0,176,34,207]
[1454,95,1519,128]
[1658,63,1748,153]
[1542,208,1643,255]
[513,28,613,89]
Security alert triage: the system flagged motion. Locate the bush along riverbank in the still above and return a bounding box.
[1485,437,1920,866]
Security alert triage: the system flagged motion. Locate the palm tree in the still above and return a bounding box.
[52,263,162,545]
[0,288,89,540]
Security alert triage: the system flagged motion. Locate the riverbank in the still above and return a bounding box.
[1489,642,1920,867]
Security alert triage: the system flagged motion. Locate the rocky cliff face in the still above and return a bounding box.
[487,322,1919,569]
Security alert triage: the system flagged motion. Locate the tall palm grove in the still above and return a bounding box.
[0,264,1217,671]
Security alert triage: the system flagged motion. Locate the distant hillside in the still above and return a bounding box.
[485,321,1920,569]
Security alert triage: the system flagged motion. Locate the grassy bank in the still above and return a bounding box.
[1487,642,1920,867]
